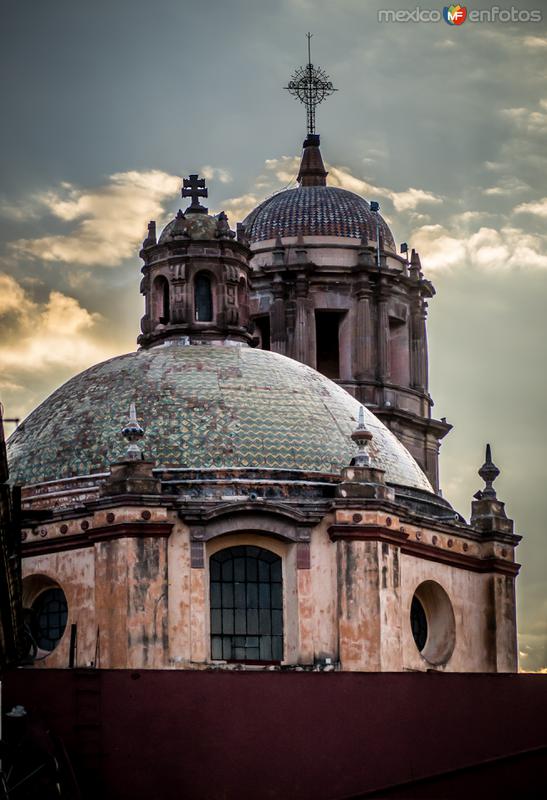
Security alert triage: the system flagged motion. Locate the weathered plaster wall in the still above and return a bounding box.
[401,555,496,672]
[22,547,95,668]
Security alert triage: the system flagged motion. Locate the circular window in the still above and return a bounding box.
[30,588,68,652]
[410,596,428,652]
[410,581,456,666]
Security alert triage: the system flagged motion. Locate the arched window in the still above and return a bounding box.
[195,273,213,322]
[153,275,170,324]
[210,545,283,663]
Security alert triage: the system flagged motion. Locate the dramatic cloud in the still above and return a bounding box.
[515,197,547,218]
[0,273,116,419]
[413,224,547,273]
[9,170,181,267]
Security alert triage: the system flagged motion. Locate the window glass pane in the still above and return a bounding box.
[271,584,282,609]
[272,636,283,661]
[211,637,223,660]
[234,583,246,608]
[258,559,270,582]
[259,637,272,661]
[272,610,283,635]
[210,582,221,608]
[247,609,258,635]
[222,638,232,660]
[222,560,233,581]
[211,609,222,635]
[210,560,221,580]
[246,557,257,581]
[246,583,258,608]
[222,583,234,608]
[235,609,246,635]
[234,558,245,582]
[222,609,234,635]
[259,609,271,634]
[259,583,270,608]
[270,561,282,582]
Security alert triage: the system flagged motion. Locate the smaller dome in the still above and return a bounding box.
[243,186,396,250]
[159,210,230,244]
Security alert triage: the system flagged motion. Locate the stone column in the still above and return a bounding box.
[294,272,311,366]
[377,292,390,383]
[410,300,428,391]
[270,274,287,356]
[354,280,373,379]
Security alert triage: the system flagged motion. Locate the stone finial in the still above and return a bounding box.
[471,444,514,536]
[477,443,500,498]
[236,223,249,247]
[409,248,421,279]
[350,406,373,467]
[121,403,144,460]
[143,220,156,248]
[216,211,235,239]
[336,406,393,501]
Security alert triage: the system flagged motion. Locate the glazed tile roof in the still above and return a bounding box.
[243,186,396,250]
[7,344,431,491]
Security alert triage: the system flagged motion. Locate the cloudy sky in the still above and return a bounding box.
[1,0,546,670]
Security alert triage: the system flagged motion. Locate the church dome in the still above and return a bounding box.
[243,186,396,250]
[7,343,431,492]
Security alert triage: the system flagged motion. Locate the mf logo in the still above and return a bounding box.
[443,4,467,24]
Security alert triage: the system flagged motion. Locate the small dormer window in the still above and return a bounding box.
[195,273,213,322]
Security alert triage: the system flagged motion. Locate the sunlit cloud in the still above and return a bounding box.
[413,224,547,273]
[0,273,117,420]
[9,170,181,267]
[515,197,547,218]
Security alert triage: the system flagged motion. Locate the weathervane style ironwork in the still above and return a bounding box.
[285,33,337,136]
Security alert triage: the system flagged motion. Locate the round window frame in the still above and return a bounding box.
[22,575,69,659]
[410,580,456,666]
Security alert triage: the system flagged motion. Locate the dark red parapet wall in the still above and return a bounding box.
[2,670,547,799]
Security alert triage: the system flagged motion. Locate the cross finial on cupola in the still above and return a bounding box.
[182,174,208,214]
[478,443,500,498]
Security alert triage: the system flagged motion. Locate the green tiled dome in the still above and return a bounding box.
[7,343,432,491]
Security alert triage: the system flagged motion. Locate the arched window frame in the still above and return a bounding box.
[209,544,284,664]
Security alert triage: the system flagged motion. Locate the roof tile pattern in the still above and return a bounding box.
[7,344,431,491]
[243,186,396,250]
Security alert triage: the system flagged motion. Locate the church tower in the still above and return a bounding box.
[243,49,451,492]
[138,175,253,350]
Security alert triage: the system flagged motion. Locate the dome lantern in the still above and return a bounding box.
[138,174,253,350]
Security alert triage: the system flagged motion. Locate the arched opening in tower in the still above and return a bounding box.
[315,310,343,379]
[153,276,170,325]
[195,273,213,322]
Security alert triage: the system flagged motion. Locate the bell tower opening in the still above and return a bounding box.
[254,315,271,351]
[195,273,213,322]
[153,276,170,325]
[315,310,343,379]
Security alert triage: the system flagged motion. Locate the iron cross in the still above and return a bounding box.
[182,174,208,212]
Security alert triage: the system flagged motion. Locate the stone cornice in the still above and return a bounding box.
[328,523,520,576]
[21,521,174,557]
